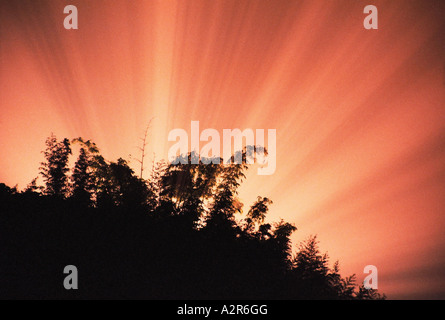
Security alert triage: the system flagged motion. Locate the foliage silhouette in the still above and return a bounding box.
[39,133,72,197]
[0,136,385,299]
[71,147,93,207]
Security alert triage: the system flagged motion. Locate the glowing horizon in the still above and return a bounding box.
[1,0,445,299]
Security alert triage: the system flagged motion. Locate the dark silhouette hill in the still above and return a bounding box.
[0,135,385,299]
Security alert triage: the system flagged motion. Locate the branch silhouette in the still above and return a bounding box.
[0,135,385,299]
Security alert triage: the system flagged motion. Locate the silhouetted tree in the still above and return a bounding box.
[0,135,386,300]
[71,147,92,206]
[0,183,16,197]
[205,152,247,233]
[146,159,167,211]
[286,235,379,299]
[159,153,224,227]
[23,177,42,194]
[355,285,386,300]
[39,134,72,197]
[244,196,273,233]
[135,119,153,179]
[107,158,150,209]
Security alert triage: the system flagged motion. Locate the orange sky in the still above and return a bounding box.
[1,0,445,299]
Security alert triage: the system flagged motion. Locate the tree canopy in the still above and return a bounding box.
[0,135,385,299]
